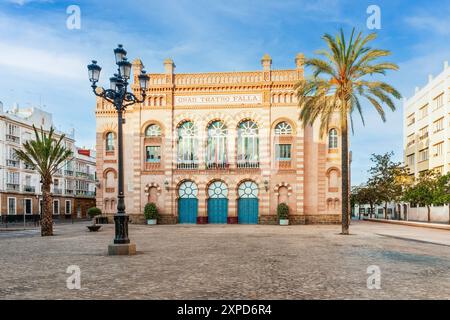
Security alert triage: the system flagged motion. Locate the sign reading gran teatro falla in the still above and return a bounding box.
[174,94,262,106]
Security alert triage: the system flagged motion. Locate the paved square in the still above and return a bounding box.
[1,221,449,299]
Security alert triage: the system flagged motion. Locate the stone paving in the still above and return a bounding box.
[0,221,449,299]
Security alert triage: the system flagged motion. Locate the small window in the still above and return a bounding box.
[328,129,338,149]
[145,124,162,137]
[24,199,32,215]
[53,200,59,215]
[274,122,293,135]
[145,146,161,163]
[65,200,72,214]
[276,144,291,160]
[106,132,115,151]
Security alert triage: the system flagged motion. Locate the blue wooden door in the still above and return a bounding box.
[178,198,198,223]
[208,198,228,224]
[178,181,198,224]
[237,181,259,224]
[238,198,259,224]
[207,181,228,224]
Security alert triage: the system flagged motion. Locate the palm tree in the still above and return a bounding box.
[15,126,73,236]
[295,28,401,234]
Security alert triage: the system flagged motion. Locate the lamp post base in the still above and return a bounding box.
[108,243,136,256]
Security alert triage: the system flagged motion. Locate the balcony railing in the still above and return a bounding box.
[65,189,74,195]
[177,162,199,170]
[6,134,20,143]
[65,170,74,176]
[206,162,229,169]
[145,162,161,170]
[6,183,20,191]
[76,190,95,197]
[24,163,35,170]
[23,185,36,193]
[6,159,20,168]
[407,140,415,147]
[277,159,292,169]
[237,160,260,169]
[53,188,63,195]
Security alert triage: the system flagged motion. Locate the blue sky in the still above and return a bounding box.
[0,0,449,184]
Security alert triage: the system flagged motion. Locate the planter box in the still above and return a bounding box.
[87,225,102,232]
[279,219,289,226]
[147,219,157,225]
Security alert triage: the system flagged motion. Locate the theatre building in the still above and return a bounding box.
[95,54,342,224]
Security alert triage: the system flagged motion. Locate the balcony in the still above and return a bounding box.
[54,170,63,176]
[23,185,36,193]
[277,159,292,169]
[206,162,229,170]
[65,170,74,176]
[407,140,415,147]
[237,161,260,169]
[65,189,74,195]
[53,188,63,195]
[6,159,20,168]
[144,162,161,171]
[177,162,199,170]
[6,183,20,191]
[76,190,95,197]
[6,134,20,144]
[24,163,35,170]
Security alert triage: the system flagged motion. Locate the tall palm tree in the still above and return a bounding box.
[15,126,73,236]
[295,28,401,234]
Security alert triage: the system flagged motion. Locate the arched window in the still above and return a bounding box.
[237,121,259,168]
[145,124,161,137]
[328,129,338,149]
[275,121,292,135]
[238,181,259,198]
[178,180,198,198]
[208,181,228,199]
[177,121,198,168]
[105,132,114,152]
[206,121,227,167]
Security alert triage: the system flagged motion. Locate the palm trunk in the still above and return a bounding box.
[384,203,388,219]
[41,182,53,236]
[427,205,431,223]
[341,112,349,235]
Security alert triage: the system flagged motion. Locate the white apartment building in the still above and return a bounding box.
[403,61,450,222]
[0,102,96,219]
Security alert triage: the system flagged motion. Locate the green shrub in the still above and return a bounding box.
[144,203,159,220]
[87,207,102,219]
[277,203,289,220]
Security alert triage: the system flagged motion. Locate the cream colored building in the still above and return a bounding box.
[403,61,450,222]
[95,54,342,224]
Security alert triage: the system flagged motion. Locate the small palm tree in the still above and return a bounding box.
[15,126,73,236]
[296,28,401,234]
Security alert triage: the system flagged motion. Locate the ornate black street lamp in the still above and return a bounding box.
[87,45,149,255]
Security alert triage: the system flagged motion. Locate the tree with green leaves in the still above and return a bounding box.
[14,126,73,236]
[367,152,409,219]
[403,171,450,222]
[353,183,382,218]
[296,28,401,234]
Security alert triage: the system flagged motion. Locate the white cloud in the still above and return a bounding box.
[7,0,52,5]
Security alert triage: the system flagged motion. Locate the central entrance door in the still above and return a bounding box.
[207,181,228,224]
[178,181,198,224]
[237,181,259,224]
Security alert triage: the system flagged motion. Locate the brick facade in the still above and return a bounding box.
[95,54,342,225]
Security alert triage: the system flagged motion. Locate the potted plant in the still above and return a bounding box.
[87,207,102,232]
[277,203,289,226]
[144,203,159,225]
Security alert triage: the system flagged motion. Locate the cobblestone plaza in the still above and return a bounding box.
[1,221,449,299]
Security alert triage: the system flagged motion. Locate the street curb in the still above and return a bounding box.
[364,218,450,231]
